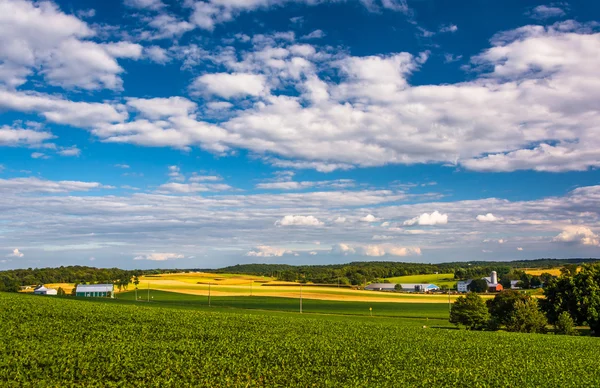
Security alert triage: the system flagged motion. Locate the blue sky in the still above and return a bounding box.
[1,0,600,269]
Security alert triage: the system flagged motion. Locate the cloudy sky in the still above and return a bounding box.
[1,0,600,269]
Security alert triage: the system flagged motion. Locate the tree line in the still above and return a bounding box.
[214,259,598,286]
[0,266,183,292]
[450,262,600,336]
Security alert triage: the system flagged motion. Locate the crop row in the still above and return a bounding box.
[1,292,599,387]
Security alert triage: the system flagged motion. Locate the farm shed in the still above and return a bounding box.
[365,283,396,291]
[75,284,114,298]
[365,283,440,292]
[399,283,440,292]
[33,285,57,295]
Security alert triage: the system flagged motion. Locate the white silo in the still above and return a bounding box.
[491,271,498,285]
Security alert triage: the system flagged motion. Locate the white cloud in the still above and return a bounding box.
[0,0,144,90]
[404,211,448,226]
[115,164,130,169]
[246,245,292,257]
[0,177,107,193]
[0,125,54,147]
[334,216,347,224]
[439,24,458,33]
[124,0,165,10]
[189,175,222,182]
[275,215,323,226]
[444,53,463,63]
[57,146,81,157]
[360,214,380,222]
[476,213,501,222]
[256,179,354,190]
[7,248,24,258]
[517,247,523,251]
[134,253,184,261]
[529,5,566,20]
[301,29,325,39]
[144,46,171,64]
[553,226,600,246]
[157,182,233,193]
[31,152,48,159]
[332,243,420,257]
[127,97,196,120]
[142,14,195,40]
[190,73,269,98]
[309,251,317,255]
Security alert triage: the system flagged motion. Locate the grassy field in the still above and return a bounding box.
[383,273,457,287]
[2,292,599,387]
[117,289,452,319]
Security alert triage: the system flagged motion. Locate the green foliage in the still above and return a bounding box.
[555,312,578,336]
[505,299,548,334]
[57,287,66,296]
[468,278,489,293]
[394,283,402,291]
[2,292,600,386]
[450,292,490,330]
[487,290,531,326]
[542,263,600,336]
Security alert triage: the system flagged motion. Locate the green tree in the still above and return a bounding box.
[70,284,77,296]
[506,298,548,333]
[57,287,66,296]
[486,290,531,327]
[555,311,578,336]
[450,292,490,330]
[542,263,600,336]
[394,283,402,291]
[468,278,488,293]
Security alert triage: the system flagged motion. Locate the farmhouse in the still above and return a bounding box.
[75,284,114,298]
[33,285,57,295]
[364,283,440,292]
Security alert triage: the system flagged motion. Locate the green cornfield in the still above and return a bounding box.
[1,292,599,387]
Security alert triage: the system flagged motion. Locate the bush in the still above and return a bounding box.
[450,292,490,330]
[555,311,578,336]
[468,279,488,293]
[57,287,66,296]
[505,299,548,334]
[487,290,531,327]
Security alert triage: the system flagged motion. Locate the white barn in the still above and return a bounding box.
[33,285,58,295]
[75,284,114,298]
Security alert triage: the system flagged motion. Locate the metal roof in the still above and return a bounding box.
[365,283,396,290]
[76,284,114,292]
[399,283,439,289]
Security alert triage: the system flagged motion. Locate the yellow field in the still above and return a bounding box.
[130,272,490,303]
[523,268,563,276]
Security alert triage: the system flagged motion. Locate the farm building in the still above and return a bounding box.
[365,283,396,291]
[75,284,114,298]
[364,283,439,292]
[457,271,503,292]
[33,285,57,295]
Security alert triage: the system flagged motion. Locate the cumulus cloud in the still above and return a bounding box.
[439,24,458,33]
[553,226,600,246]
[246,245,292,257]
[275,215,323,226]
[134,253,184,261]
[528,5,566,20]
[404,211,448,226]
[124,0,165,10]
[517,247,523,251]
[7,248,24,258]
[360,214,381,222]
[476,213,501,222]
[0,125,54,147]
[190,73,268,98]
[156,182,233,193]
[0,0,143,90]
[57,146,81,157]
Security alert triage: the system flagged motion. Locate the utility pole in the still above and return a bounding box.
[300,283,303,314]
[147,282,149,302]
[208,283,211,307]
[448,290,451,314]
